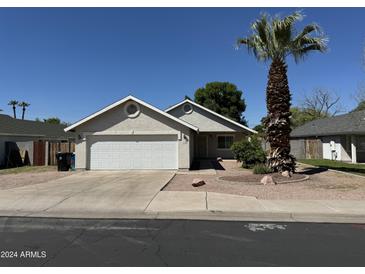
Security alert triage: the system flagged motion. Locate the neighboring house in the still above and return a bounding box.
[64,95,256,170]
[0,114,75,167]
[290,110,365,163]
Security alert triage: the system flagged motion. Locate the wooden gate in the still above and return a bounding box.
[48,142,75,165]
[33,140,46,166]
[305,138,322,159]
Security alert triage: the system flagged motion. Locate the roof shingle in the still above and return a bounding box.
[0,114,75,139]
[291,110,365,137]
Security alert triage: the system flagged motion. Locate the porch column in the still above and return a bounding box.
[351,135,357,163]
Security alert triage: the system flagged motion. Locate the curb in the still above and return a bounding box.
[1,209,364,224]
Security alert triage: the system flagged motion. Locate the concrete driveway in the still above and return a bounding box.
[0,171,174,218]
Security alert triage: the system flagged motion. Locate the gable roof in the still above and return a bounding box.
[0,114,74,139]
[165,99,257,134]
[64,95,199,132]
[291,110,365,138]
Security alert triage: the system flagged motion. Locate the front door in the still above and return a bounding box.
[196,135,208,158]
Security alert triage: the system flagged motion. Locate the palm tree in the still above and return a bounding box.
[8,100,18,118]
[237,11,327,174]
[18,101,30,120]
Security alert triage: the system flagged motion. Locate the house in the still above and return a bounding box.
[64,95,256,170]
[0,114,75,167]
[290,110,365,163]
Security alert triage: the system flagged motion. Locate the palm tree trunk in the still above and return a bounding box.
[265,58,296,173]
[22,107,25,120]
[13,106,16,119]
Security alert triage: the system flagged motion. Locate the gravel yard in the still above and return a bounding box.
[0,166,73,190]
[164,160,365,200]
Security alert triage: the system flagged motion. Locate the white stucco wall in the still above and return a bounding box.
[322,136,343,161]
[72,100,193,169]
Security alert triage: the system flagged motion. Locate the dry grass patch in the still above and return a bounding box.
[0,165,57,175]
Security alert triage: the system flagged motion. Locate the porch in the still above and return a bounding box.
[192,132,247,160]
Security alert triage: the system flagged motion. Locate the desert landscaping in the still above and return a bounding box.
[164,160,365,200]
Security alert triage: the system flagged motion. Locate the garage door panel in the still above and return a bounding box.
[89,135,178,170]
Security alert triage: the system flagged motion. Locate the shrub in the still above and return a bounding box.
[231,136,266,168]
[253,163,272,174]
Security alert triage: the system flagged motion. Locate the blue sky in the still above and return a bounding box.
[0,8,364,127]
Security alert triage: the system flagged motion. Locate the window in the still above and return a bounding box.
[217,136,234,149]
[183,103,193,114]
[124,102,140,118]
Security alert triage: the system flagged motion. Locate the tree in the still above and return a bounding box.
[352,84,365,112]
[35,117,69,126]
[43,117,61,124]
[253,116,268,138]
[301,88,342,118]
[351,48,365,112]
[237,11,327,173]
[18,101,30,120]
[194,82,247,125]
[8,100,18,118]
[290,107,321,128]
[352,100,365,112]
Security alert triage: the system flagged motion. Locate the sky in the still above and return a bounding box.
[0,7,364,127]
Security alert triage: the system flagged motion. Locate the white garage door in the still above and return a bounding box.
[89,135,178,170]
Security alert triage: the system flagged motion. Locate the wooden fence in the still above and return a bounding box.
[305,138,322,159]
[48,142,75,166]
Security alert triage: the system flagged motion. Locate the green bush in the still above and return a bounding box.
[231,137,267,168]
[253,163,272,174]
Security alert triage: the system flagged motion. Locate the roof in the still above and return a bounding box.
[165,99,257,134]
[0,114,75,139]
[64,95,199,132]
[291,110,365,138]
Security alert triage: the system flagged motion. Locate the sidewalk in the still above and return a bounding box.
[1,188,364,223]
[144,191,365,223]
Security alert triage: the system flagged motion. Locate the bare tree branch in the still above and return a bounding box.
[300,88,343,118]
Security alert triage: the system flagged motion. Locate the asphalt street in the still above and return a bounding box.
[0,217,364,266]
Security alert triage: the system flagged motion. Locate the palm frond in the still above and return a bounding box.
[237,10,328,62]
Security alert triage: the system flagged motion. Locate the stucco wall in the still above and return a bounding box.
[290,139,305,159]
[73,100,193,169]
[340,135,352,162]
[290,135,365,163]
[168,103,245,132]
[189,130,196,165]
[0,136,36,166]
[322,136,343,160]
[75,138,86,169]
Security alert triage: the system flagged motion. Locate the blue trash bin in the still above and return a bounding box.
[70,153,75,171]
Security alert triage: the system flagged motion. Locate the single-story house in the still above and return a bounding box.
[290,110,365,163]
[0,114,75,167]
[64,95,256,170]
